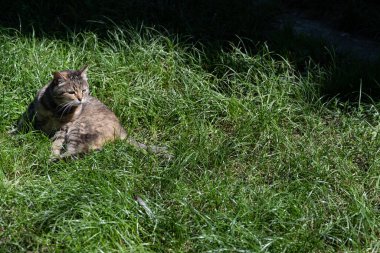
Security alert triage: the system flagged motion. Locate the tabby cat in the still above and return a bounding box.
[17,65,169,160]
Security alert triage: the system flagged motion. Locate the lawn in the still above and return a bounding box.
[1,26,380,252]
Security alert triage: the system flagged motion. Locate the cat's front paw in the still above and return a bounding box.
[49,153,79,162]
[49,155,61,163]
[59,152,79,161]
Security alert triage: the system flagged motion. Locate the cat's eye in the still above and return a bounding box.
[67,91,75,94]
[82,89,87,92]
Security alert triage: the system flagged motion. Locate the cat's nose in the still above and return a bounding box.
[77,96,82,101]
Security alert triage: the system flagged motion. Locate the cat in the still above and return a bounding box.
[16,65,170,161]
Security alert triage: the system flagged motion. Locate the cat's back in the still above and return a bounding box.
[81,96,114,115]
[74,96,127,139]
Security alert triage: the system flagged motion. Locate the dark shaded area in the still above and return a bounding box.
[2,0,380,102]
[282,0,380,42]
[1,0,278,41]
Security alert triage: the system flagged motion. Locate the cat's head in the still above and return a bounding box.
[50,65,90,107]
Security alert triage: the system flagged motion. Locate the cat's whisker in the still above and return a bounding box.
[57,101,72,114]
[56,102,68,109]
[59,101,71,111]
[59,101,75,118]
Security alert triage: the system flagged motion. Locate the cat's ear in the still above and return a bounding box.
[79,65,89,80]
[52,71,68,85]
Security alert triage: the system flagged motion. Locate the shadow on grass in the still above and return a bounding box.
[2,0,380,102]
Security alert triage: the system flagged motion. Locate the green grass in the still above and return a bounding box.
[1,26,380,252]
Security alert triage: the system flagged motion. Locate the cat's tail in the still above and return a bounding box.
[126,137,173,160]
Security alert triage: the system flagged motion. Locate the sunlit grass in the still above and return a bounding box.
[1,27,380,252]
